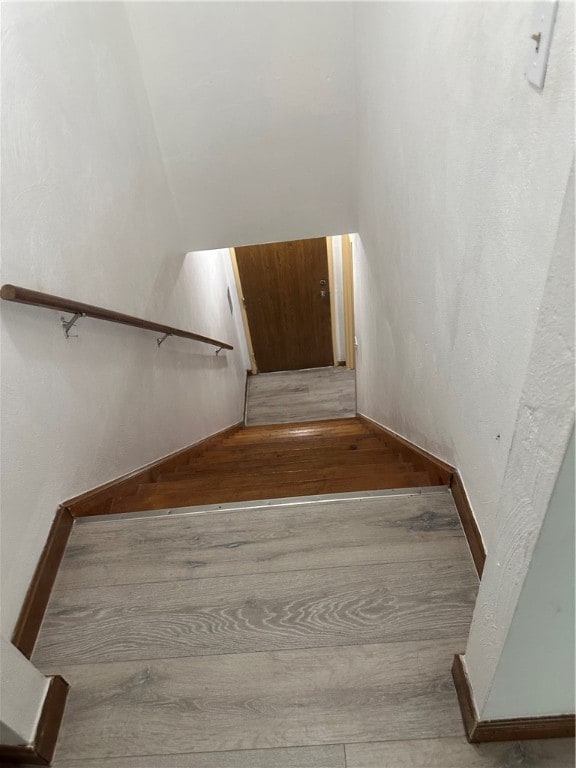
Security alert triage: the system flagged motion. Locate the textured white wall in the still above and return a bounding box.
[0,636,49,745]
[353,2,574,545]
[464,164,574,717]
[126,2,357,250]
[483,430,575,718]
[1,2,247,637]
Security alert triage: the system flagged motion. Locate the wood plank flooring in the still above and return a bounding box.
[52,738,576,768]
[345,738,576,767]
[34,494,574,766]
[34,560,477,666]
[52,495,469,588]
[245,367,356,425]
[56,745,347,768]
[41,640,466,759]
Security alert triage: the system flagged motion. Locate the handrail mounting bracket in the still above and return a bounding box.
[157,332,171,347]
[61,312,84,339]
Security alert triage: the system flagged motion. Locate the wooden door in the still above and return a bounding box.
[235,238,333,372]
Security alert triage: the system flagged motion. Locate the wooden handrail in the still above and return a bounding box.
[0,284,234,350]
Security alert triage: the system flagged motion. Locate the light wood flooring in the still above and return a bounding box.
[245,367,356,425]
[33,492,574,766]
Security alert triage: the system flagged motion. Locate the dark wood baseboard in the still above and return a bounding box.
[452,655,575,742]
[450,473,486,578]
[11,507,73,659]
[243,370,251,423]
[356,415,487,577]
[357,414,454,486]
[63,421,244,517]
[452,653,481,739]
[0,674,69,765]
[12,423,244,657]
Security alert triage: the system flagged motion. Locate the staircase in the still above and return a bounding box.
[107,418,451,514]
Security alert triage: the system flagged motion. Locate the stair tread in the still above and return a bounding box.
[164,451,404,479]
[191,436,388,459]
[185,441,394,464]
[155,462,416,487]
[223,426,372,443]
[141,466,421,493]
[230,418,365,432]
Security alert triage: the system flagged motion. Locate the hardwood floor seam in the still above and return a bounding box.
[54,738,576,768]
[55,734,535,765]
[56,743,350,763]
[36,556,477,666]
[38,640,469,759]
[51,555,476,592]
[36,635,472,671]
[54,733,576,765]
[40,636,462,663]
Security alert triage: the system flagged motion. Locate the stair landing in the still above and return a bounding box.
[245,367,356,425]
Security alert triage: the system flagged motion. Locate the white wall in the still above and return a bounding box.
[464,163,574,718]
[353,2,574,545]
[1,2,247,637]
[126,2,357,251]
[483,430,575,718]
[0,635,49,745]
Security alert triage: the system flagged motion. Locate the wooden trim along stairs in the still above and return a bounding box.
[452,655,575,742]
[11,422,244,658]
[450,472,486,577]
[11,507,74,659]
[0,675,69,765]
[63,421,244,517]
[357,414,486,577]
[357,415,454,485]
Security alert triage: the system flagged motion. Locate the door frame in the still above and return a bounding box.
[326,236,338,366]
[342,234,355,370]
[229,247,258,374]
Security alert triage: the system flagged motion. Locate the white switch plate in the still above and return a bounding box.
[526,1,559,89]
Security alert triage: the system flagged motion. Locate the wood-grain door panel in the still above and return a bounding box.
[235,238,333,372]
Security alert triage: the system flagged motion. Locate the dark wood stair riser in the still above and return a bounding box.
[222,428,372,444]
[143,464,420,492]
[110,472,434,514]
[161,456,407,481]
[69,418,450,517]
[221,438,373,451]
